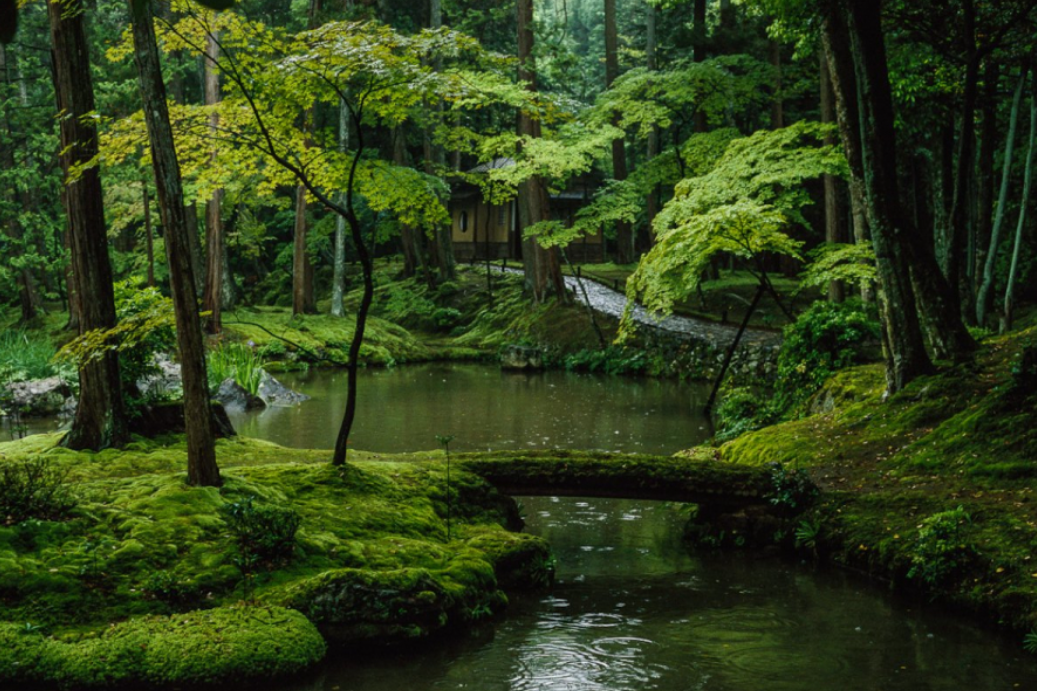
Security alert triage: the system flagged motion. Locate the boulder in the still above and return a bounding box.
[136,354,183,400]
[215,377,265,411]
[128,401,236,438]
[1,377,71,417]
[258,371,309,407]
[500,344,543,371]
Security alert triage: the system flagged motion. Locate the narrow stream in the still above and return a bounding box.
[266,496,1037,691]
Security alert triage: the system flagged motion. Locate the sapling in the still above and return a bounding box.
[435,434,455,540]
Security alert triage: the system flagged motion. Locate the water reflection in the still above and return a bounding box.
[226,364,713,455]
[262,497,1037,691]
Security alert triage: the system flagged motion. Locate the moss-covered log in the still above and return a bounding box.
[457,450,773,510]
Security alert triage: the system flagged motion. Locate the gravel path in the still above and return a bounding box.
[496,266,781,349]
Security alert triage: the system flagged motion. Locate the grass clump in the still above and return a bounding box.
[208,342,265,395]
[0,329,59,385]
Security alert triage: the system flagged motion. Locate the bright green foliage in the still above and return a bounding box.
[798,243,878,294]
[625,122,845,326]
[714,387,779,443]
[775,299,880,409]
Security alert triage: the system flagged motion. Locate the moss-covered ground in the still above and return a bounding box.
[708,325,1037,637]
[0,435,551,688]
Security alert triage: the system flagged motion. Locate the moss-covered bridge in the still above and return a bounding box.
[456,450,773,510]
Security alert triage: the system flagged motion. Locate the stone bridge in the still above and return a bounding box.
[456,450,773,511]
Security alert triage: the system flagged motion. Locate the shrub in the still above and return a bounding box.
[775,299,880,409]
[0,458,76,526]
[221,496,302,568]
[431,307,463,331]
[907,506,974,586]
[564,345,650,375]
[766,462,818,514]
[714,387,779,442]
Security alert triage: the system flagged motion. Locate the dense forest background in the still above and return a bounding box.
[2,0,1037,479]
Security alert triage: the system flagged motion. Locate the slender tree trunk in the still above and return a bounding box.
[129,0,219,486]
[828,0,932,392]
[604,0,634,263]
[1002,75,1037,332]
[292,0,321,316]
[770,39,785,129]
[974,62,998,295]
[143,177,155,287]
[945,0,979,321]
[644,1,659,247]
[820,52,845,302]
[427,0,456,281]
[977,66,1026,326]
[517,0,565,303]
[331,96,348,317]
[202,29,223,334]
[49,0,128,451]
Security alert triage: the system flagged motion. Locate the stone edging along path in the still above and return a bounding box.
[496,266,782,381]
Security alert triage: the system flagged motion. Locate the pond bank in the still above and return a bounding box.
[698,326,1037,643]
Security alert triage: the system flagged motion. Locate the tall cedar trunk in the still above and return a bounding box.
[827,0,932,392]
[1002,74,1037,332]
[604,0,633,263]
[820,13,871,304]
[129,0,220,487]
[820,52,845,302]
[973,62,998,301]
[0,44,43,322]
[977,66,1026,326]
[331,96,348,317]
[202,29,223,334]
[427,0,456,281]
[644,1,659,248]
[517,0,565,302]
[945,0,979,322]
[292,183,316,314]
[292,0,321,316]
[692,0,708,133]
[49,0,128,451]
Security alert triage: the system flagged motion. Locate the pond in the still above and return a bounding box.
[262,496,1037,691]
[225,363,714,455]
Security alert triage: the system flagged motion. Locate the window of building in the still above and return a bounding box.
[459,210,468,233]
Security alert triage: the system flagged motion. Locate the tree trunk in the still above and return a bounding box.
[1002,74,1037,333]
[331,96,348,317]
[49,0,128,451]
[820,52,845,302]
[820,13,871,302]
[828,0,933,392]
[517,0,565,303]
[973,62,998,300]
[944,0,979,322]
[202,29,223,334]
[143,177,155,287]
[292,183,316,314]
[604,0,634,264]
[129,0,220,487]
[977,66,1026,326]
[644,1,659,245]
[427,0,456,281]
[770,39,785,129]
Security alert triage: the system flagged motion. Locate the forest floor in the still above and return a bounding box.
[702,322,1037,640]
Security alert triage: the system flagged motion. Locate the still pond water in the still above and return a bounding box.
[224,364,1037,690]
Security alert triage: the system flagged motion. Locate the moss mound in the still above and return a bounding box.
[0,435,551,687]
[706,326,1037,634]
[1,607,325,688]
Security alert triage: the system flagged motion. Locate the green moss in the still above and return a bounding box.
[1,607,324,688]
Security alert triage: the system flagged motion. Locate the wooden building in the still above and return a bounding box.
[450,159,605,263]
